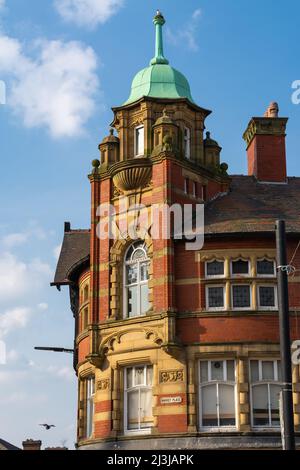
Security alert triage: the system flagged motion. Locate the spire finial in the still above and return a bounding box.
[150,10,169,66]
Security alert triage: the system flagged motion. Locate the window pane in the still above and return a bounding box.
[132,248,145,261]
[208,287,224,308]
[250,361,259,382]
[252,384,269,426]
[200,361,208,383]
[257,260,275,276]
[127,265,138,285]
[262,361,274,380]
[126,368,133,389]
[135,367,145,385]
[140,283,150,314]
[136,127,144,155]
[219,384,235,426]
[202,384,218,427]
[127,390,139,430]
[227,361,235,381]
[207,260,224,277]
[146,366,153,386]
[259,286,275,307]
[140,262,149,281]
[140,389,153,428]
[270,384,281,427]
[128,286,138,317]
[277,361,282,382]
[211,361,224,381]
[232,260,249,275]
[232,285,251,308]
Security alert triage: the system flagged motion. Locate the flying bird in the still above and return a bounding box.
[39,424,56,430]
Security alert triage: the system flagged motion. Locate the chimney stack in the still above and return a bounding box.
[243,102,288,183]
[22,439,42,451]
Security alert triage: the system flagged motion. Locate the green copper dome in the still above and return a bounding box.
[123,11,194,106]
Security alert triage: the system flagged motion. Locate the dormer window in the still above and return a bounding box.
[135,125,144,156]
[184,127,191,159]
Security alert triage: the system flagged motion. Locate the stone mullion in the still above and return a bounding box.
[112,367,121,433]
[292,364,300,430]
[110,262,118,319]
[187,359,197,432]
[238,357,250,431]
[78,379,86,440]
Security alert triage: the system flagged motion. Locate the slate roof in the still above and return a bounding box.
[52,229,90,286]
[205,176,300,235]
[0,438,20,450]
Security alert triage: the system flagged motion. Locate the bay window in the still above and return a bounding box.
[199,360,236,429]
[124,365,153,434]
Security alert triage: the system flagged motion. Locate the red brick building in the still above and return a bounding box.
[53,12,300,449]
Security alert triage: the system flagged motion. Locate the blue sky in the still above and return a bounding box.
[0,0,299,449]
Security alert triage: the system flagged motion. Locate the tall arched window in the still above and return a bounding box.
[124,241,150,318]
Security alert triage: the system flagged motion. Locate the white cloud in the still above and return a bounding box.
[0,252,52,301]
[55,0,124,29]
[37,302,48,311]
[166,9,202,52]
[0,307,32,337]
[2,232,28,248]
[53,244,62,260]
[1,222,48,248]
[0,35,99,137]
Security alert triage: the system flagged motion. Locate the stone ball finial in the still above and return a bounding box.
[92,159,100,168]
[109,128,114,135]
[264,102,279,118]
[206,131,211,139]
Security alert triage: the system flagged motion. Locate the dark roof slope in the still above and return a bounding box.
[205,176,300,235]
[0,438,20,450]
[52,229,90,286]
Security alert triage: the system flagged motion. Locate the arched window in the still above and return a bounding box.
[124,241,150,318]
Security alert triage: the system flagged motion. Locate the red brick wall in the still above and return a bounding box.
[78,336,89,363]
[247,134,287,182]
[177,316,300,344]
[157,414,187,433]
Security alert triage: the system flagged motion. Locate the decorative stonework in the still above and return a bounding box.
[159,369,184,383]
[243,117,288,147]
[97,379,110,391]
[111,159,152,193]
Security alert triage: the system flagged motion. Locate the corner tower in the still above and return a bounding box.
[53,12,231,450]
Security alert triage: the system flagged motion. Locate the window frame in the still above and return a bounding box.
[230,258,250,278]
[123,242,150,319]
[257,284,278,311]
[198,359,237,431]
[256,258,276,278]
[205,259,225,279]
[231,283,252,310]
[249,359,282,430]
[184,178,189,195]
[205,284,226,311]
[134,125,145,157]
[124,364,153,436]
[184,127,191,159]
[85,376,95,439]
